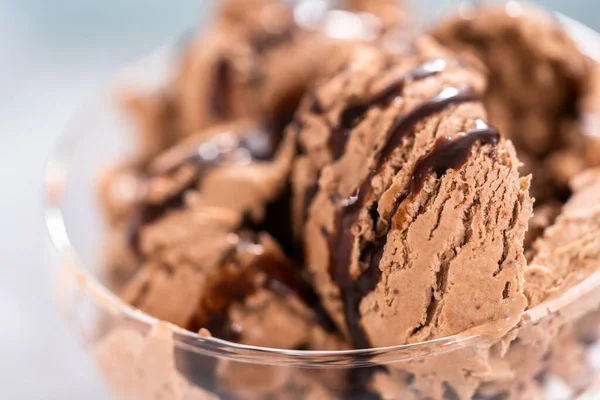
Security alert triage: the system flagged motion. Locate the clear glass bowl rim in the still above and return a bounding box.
[43,13,600,368]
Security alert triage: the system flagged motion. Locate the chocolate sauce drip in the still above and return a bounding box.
[410,121,499,194]
[128,181,195,253]
[268,82,308,144]
[209,21,296,123]
[195,237,338,340]
[302,183,319,223]
[251,27,294,55]
[328,59,454,160]
[158,125,275,174]
[180,237,336,396]
[377,86,478,164]
[128,126,276,253]
[211,58,233,119]
[327,86,480,349]
[309,97,324,114]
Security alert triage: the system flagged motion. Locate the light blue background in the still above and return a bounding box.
[0,1,597,399]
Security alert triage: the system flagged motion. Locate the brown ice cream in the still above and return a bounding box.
[102,126,350,399]
[104,117,331,339]
[173,0,334,141]
[433,3,600,208]
[120,0,414,167]
[292,38,533,348]
[113,182,346,397]
[526,168,600,307]
[118,0,326,165]
[121,0,395,167]
[91,1,600,399]
[122,224,339,350]
[371,168,600,400]
[132,120,293,243]
[98,119,296,286]
[95,321,341,400]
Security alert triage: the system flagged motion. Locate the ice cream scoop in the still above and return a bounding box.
[292,39,533,348]
[433,3,600,209]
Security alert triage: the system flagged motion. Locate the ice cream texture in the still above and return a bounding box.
[292,39,532,348]
[93,1,600,399]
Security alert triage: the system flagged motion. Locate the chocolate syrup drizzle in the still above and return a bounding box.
[359,121,499,300]
[410,121,499,194]
[210,58,233,119]
[328,59,454,160]
[196,236,338,339]
[304,60,457,244]
[178,235,338,395]
[128,126,276,253]
[327,85,484,349]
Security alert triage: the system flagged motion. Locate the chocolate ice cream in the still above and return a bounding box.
[433,3,600,208]
[526,167,600,307]
[118,0,327,165]
[98,119,290,233]
[130,120,293,251]
[98,107,348,397]
[370,168,600,400]
[122,225,338,349]
[94,323,219,400]
[293,38,533,348]
[121,0,409,166]
[88,1,600,399]
[98,119,295,286]
[123,0,390,165]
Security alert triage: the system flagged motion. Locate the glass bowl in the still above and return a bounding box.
[44,6,600,400]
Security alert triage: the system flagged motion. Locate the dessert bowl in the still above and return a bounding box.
[44,5,600,400]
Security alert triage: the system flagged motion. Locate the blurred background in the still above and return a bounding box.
[0,0,598,399]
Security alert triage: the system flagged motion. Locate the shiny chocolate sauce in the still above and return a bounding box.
[328,59,455,160]
[365,121,499,289]
[128,126,276,253]
[303,60,456,231]
[192,236,337,340]
[178,234,337,395]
